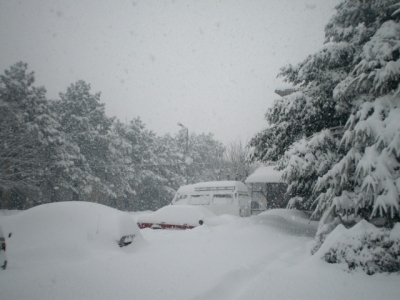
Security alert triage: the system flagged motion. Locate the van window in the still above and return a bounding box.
[190,194,210,205]
[213,194,233,205]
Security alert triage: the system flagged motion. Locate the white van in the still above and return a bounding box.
[171,181,251,217]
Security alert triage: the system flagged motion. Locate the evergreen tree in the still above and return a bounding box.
[250,0,400,216]
[0,62,41,195]
[100,120,136,210]
[115,118,182,211]
[281,130,340,210]
[0,62,85,208]
[0,64,231,211]
[314,5,400,225]
[182,132,226,183]
[57,80,119,202]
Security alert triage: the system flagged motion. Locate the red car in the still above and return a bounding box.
[137,205,217,230]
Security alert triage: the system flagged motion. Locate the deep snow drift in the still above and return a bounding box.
[0,202,398,300]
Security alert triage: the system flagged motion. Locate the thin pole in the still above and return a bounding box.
[178,122,189,185]
[186,128,189,184]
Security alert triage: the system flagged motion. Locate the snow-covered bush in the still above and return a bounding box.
[315,221,400,275]
[311,214,344,255]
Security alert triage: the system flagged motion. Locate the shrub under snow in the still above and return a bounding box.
[311,215,344,255]
[315,220,400,275]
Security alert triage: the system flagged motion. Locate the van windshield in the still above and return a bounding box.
[174,194,188,204]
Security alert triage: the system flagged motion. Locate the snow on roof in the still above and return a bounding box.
[245,166,282,183]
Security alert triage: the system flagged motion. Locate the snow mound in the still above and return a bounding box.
[0,201,145,263]
[0,210,20,217]
[315,221,400,275]
[253,209,318,237]
[0,206,399,299]
[245,166,282,183]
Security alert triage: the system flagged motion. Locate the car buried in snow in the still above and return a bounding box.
[0,202,143,256]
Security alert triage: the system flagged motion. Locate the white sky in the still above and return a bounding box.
[0,0,341,144]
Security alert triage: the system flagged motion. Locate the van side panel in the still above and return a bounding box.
[207,204,239,216]
[171,181,251,217]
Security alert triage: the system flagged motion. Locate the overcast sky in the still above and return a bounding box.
[0,0,341,144]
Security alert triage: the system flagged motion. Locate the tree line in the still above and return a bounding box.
[0,62,256,211]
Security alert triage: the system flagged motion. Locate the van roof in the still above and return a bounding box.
[176,181,248,193]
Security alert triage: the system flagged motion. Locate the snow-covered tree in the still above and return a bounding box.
[250,0,400,217]
[96,120,136,210]
[224,139,258,182]
[114,118,183,211]
[249,23,355,206]
[249,34,356,162]
[57,80,124,202]
[181,132,226,183]
[251,0,392,159]
[0,63,232,211]
[314,8,400,226]
[281,130,340,210]
[0,63,86,208]
[0,62,41,194]
[127,129,227,211]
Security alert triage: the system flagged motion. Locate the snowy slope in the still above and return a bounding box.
[0,204,398,300]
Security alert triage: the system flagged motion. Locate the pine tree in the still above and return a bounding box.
[57,80,117,201]
[100,120,136,210]
[250,0,400,216]
[0,62,41,195]
[183,132,226,183]
[281,130,340,210]
[0,62,85,208]
[314,4,400,225]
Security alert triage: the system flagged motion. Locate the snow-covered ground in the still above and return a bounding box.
[0,202,398,300]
